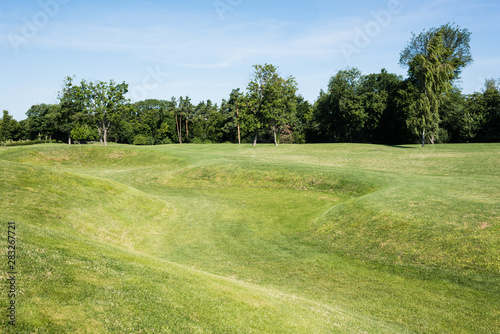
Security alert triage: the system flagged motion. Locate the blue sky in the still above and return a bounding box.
[1,0,499,120]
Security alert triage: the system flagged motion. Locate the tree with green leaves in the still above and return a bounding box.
[58,76,84,144]
[400,23,473,146]
[71,124,98,143]
[474,79,500,142]
[314,67,366,142]
[131,99,171,145]
[221,88,246,144]
[359,69,405,144]
[191,100,223,143]
[180,96,194,143]
[80,79,129,146]
[170,96,194,144]
[290,95,313,144]
[25,104,60,141]
[169,97,182,144]
[246,64,298,145]
[0,110,18,145]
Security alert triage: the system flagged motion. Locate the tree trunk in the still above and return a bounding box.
[273,127,279,146]
[252,132,258,146]
[98,127,103,145]
[176,115,183,144]
[237,124,241,144]
[186,118,189,141]
[179,117,183,144]
[103,127,108,146]
[422,128,426,147]
[236,106,241,145]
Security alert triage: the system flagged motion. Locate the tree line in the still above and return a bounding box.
[1,23,499,146]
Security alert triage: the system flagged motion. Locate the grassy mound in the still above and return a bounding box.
[0,143,498,333]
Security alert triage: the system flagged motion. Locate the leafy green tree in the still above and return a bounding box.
[170,96,194,144]
[71,124,98,143]
[80,79,129,146]
[400,24,473,146]
[359,69,406,144]
[169,97,182,144]
[439,88,469,142]
[17,119,30,141]
[291,95,313,144]
[267,75,298,145]
[179,96,194,143]
[131,99,170,144]
[221,88,246,144]
[477,79,500,142]
[246,64,298,145]
[314,67,366,142]
[400,23,472,80]
[191,100,223,143]
[406,34,454,145]
[58,76,83,144]
[25,104,60,140]
[0,110,18,145]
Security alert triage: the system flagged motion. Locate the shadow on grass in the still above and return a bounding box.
[382,144,418,149]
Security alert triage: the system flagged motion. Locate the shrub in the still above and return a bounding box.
[437,128,451,144]
[190,137,212,144]
[71,125,98,142]
[133,135,155,145]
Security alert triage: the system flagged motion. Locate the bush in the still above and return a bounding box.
[437,128,451,144]
[162,137,173,144]
[133,135,155,145]
[71,125,98,142]
[190,137,212,144]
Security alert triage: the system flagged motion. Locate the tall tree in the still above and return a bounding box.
[400,23,473,146]
[0,110,18,145]
[222,88,245,144]
[290,95,313,144]
[170,97,182,144]
[192,100,223,142]
[400,23,472,80]
[58,76,83,144]
[179,96,194,142]
[266,75,298,145]
[131,99,170,144]
[359,69,405,144]
[406,33,455,146]
[80,79,129,146]
[478,79,500,142]
[314,67,366,143]
[247,64,298,145]
[25,104,60,141]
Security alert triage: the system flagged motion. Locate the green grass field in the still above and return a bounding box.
[0,143,498,333]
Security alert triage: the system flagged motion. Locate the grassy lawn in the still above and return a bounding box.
[0,143,498,333]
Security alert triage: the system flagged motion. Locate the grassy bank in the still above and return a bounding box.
[0,143,498,333]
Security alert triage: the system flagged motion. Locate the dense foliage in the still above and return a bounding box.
[2,24,499,145]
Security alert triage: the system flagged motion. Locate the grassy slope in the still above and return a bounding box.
[0,143,498,333]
